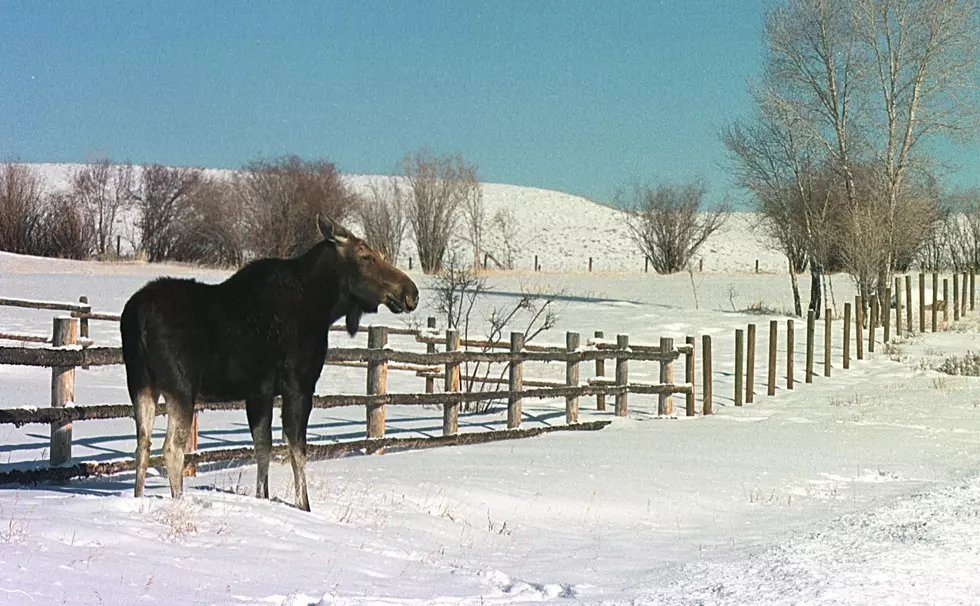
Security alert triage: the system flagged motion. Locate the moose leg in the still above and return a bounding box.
[281,390,313,512]
[246,396,273,500]
[132,388,158,498]
[162,393,194,499]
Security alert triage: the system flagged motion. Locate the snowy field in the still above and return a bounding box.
[4,168,980,604]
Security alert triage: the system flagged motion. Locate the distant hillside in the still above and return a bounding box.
[17,163,783,274]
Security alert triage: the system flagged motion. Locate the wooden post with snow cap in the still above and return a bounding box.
[443,329,460,436]
[508,331,524,428]
[78,296,91,370]
[685,336,696,417]
[594,330,606,411]
[786,319,794,390]
[424,317,437,394]
[905,275,912,334]
[734,329,744,406]
[843,303,851,370]
[932,273,939,332]
[366,325,388,445]
[565,332,580,424]
[745,324,756,404]
[767,320,777,396]
[659,336,674,415]
[615,334,629,416]
[701,335,712,415]
[50,316,77,467]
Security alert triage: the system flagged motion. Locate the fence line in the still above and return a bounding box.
[1,296,709,485]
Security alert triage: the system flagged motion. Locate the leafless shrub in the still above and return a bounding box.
[168,176,246,267]
[38,192,95,259]
[433,254,561,412]
[68,159,133,257]
[236,155,357,259]
[401,149,479,273]
[0,163,46,255]
[131,164,202,262]
[483,207,526,270]
[353,177,406,263]
[621,181,729,274]
[942,188,980,271]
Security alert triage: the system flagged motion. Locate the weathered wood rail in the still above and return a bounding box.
[1,295,712,486]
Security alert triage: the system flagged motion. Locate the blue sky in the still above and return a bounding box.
[1,1,977,208]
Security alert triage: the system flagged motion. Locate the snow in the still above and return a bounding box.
[3,165,980,604]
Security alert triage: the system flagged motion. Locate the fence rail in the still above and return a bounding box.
[1,295,710,486]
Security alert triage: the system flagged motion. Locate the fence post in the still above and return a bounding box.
[508,332,524,428]
[565,332,580,424]
[856,296,864,360]
[943,278,949,328]
[745,324,756,404]
[699,258,704,272]
[443,329,460,436]
[116,235,121,257]
[645,257,650,273]
[534,255,540,272]
[659,336,674,415]
[425,316,437,394]
[824,309,832,377]
[734,329,744,406]
[883,287,891,343]
[755,259,759,274]
[905,275,912,333]
[932,273,939,332]
[78,296,91,370]
[962,271,967,316]
[50,316,77,467]
[366,325,388,447]
[972,270,976,312]
[615,334,629,416]
[701,335,712,415]
[588,257,593,273]
[685,336,695,417]
[805,310,815,383]
[919,273,926,333]
[868,295,877,353]
[594,330,606,411]
[786,319,794,390]
[843,302,851,369]
[954,274,961,322]
[895,277,903,337]
[767,320,777,396]
[409,257,413,270]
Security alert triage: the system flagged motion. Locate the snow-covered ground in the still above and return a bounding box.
[3,167,980,605]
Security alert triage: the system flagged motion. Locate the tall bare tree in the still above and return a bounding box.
[621,181,728,274]
[0,163,46,255]
[236,155,357,259]
[353,177,407,264]
[131,164,202,262]
[401,149,479,274]
[69,159,133,257]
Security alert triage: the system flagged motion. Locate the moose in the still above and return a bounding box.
[120,215,419,511]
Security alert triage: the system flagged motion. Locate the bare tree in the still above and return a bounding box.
[169,176,246,267]
[483,207,526,270]
[852,0,980,288]
[38,191,96,260]
[0,163,47,255]
[131,164,202,262]
[944,188,980,270]
[401,149,479,274]
[69,159,133,257]
[237,155,357,259]
[621,181,728,274]
[353,177,407,264]
[461,180,486,269]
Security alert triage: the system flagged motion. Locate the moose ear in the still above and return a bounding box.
[316,214,350,246]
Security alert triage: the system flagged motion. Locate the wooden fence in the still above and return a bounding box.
[731,270,977,404]
[0,296,711,485]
